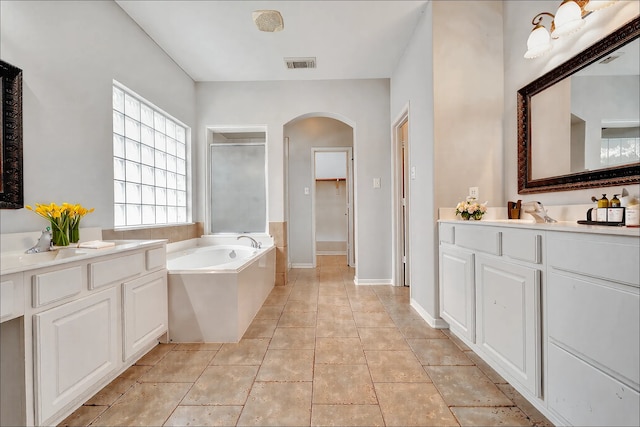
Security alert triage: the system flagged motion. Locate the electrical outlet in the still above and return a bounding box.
[469,187,479,199]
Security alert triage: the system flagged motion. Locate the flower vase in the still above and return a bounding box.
[51,221,70,247]
[461,212,471,220]
[69,221,80,244]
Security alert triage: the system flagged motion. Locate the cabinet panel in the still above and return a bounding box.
[476,255,540,396]
[502,228,541,264]
[548,271,639,388]
[1,273,24,322]
[145,247,166,271]
[456,226,501,255]
[123,270,168,361]
[32,266,83,308]
[89,252,144,289]
[439,245,475,343]
[548,343,640,427]
[439,223,455,244]
[33,287,118,425]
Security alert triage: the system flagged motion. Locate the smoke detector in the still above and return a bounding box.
[252,10,284,32]
[284,57,317,69]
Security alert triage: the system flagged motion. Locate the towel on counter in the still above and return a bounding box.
[78,240,116,249]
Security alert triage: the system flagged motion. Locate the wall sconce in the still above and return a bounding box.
[524,0,618,59]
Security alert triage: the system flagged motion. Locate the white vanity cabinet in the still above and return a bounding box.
[438,220,640,426]
[0,240,167,427]
[546,232,639,426]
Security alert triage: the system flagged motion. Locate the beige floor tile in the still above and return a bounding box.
[317,286,347,297]
[211,339,269,365]
[315,337,366,364]
[358,327,411,350]
[256,349,314,381]
[278,310,317,327]
[353,311,396,328]
[465,350,508,383]
[349,298,386,312]
[365,350,431,383]
[254,304,284,319]
[263,293,289,307]
[242,318,278,339]
[311,404,384,427]
[394,318,447,339]
[118,364,152,382]
[315,318,359,337]
[57,405,107,427]
[135,343,176,366]
[139,350,214,383]
[312,364,377,405]
[497,384,554,426]
[426,365,514,407]
[317,304,354,320]
[84,376,135,406]
[237,382,312,426]
[91,382,191,426]
[173,343,223,351]
[283,300,318,312]
[182,365,258,405]
[163,405,243,427]
[442,328,472,351]
[375,383,458,427]
[317,294,350,306]
[270,327,316,349]
[408,338,475,366]
[451,406,535,426]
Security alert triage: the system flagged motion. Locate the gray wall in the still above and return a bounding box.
[285,118,352,266]
[0,0,196,234]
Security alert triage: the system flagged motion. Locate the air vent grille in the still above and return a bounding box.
[285,57,316,69]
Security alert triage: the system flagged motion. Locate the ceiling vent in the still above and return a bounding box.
[599,53,623,64]
[285,57,317,69]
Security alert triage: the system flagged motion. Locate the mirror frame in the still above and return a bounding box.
[517,16,640,194]
[0,60,24,209]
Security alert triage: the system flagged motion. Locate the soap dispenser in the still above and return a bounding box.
[598,194,609,208]
[597,194,609,222]
[611,194,621,207]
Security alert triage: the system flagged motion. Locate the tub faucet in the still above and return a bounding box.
[237,235,261,249]
[522,201,557,223]
[26,227,53,254]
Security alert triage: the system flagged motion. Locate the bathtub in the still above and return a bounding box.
[166,239,275,343]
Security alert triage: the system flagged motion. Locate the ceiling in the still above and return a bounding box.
[115,0,429,82]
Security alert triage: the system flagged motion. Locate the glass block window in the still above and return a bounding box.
[112,83,188,227]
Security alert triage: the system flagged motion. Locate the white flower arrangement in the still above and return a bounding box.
[455,197,488,220]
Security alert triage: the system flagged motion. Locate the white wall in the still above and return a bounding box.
[390,2,438,319]
[196,80,391,281]
[503,0,640,205]
[0,0,196,234]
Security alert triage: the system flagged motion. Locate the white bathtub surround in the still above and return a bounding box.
[166,238,276,343]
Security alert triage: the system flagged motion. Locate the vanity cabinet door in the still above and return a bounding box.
[33,287,118,425]
[475,255,541,397]
[439,244,475,343]
[122,270,168,361]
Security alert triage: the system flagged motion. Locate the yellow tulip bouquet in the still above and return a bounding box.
[26,203,95,246]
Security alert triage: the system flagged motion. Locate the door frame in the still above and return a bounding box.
[311,147,354,267]
[392,106,410,286]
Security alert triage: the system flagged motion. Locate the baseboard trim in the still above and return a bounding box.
[353,277,393,286]
[410,298,448,329]
[290,263,315,269]
[316,251,347,255]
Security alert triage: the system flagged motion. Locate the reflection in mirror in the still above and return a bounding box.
[530,38,639,180]
[518,17,640,194]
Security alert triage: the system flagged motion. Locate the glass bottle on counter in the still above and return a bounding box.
[598,194,609,208]
[611,194,621,207]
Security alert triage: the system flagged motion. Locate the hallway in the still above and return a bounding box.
[59,256,552,426]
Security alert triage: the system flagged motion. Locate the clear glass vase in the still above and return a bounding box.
[51,221,69,246]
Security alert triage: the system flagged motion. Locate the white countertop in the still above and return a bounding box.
[438,219,640,237]
[0,239,166,275]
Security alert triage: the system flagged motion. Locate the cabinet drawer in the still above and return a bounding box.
[1,273,24,321]
[548,343,639,427]
[547,233,639,287]
[548,271,639,387]
[89,252,144,289]
[32,266,83,308]
[502,229,541,264]
[456,226,501,255]
[145,247,166,271]
[439,223,455,244]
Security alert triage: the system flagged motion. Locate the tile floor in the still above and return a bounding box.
[59,256,553,427]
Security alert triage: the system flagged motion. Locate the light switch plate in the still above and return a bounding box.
[373,178,381,189]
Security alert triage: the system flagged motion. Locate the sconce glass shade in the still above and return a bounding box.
[551,0,586,37]
[584,0,617,11]
[524,25,553,59]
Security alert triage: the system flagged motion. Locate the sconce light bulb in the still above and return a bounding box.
[524,25,553,59]
[584,0,617,11]
[551,0,586,38]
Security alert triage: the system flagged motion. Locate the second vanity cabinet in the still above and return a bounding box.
[438,221,640,426]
